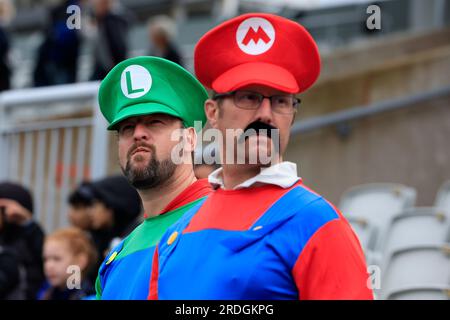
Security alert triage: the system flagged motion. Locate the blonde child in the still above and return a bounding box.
[38,227,97,300]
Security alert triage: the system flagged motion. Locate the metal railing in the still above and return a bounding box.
[1,82,449,232]
[0,82,108,232]
[291,85,450,136]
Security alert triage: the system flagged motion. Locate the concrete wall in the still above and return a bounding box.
[101,28,450,207]
[285,28,450,206]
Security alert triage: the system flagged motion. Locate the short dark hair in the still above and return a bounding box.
[68,183,95,207]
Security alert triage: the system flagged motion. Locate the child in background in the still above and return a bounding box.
[38,228,97,300]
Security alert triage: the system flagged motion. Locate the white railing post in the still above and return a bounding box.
[89,96,109,180]
[0,93,8,181]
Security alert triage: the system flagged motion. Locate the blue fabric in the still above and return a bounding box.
[156,186,339,299]
[100,246,155,300]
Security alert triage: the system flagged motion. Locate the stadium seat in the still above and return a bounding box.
[381,244,450,300]
[386,285,450,300]
[347,216,379,252]
[339,183,417,250]
[435,180,450,214]
[381,207,450,257]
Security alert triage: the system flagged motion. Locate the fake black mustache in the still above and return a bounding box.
[242,121,278,141]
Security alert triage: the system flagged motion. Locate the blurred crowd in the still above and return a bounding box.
[0,0,214,300]
[0,165,215,300]
[0,176,142,300]
[0,0,183,92]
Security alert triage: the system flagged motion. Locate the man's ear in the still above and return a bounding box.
[205,99,219,128]
[183,127,197,153]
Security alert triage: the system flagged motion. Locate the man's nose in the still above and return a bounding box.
[133,123,150,141]
[253,97,274,125]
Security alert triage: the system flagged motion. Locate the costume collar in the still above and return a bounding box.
[208,161,300,190]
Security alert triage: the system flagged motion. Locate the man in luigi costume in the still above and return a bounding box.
[95,56,212,299]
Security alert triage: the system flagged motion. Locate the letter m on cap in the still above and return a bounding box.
[242,26,270,46]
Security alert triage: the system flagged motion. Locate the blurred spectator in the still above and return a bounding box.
[0,207,21,299]
[33,0,81,87]
[147,15,182,66]
[68,175,142,262]
[89,0,129,80]
[68,182,93,231]
[0,182,45,300]
[38,227,97,300]
[0,0,15,92]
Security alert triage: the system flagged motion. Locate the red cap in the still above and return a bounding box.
[194,13,321,94]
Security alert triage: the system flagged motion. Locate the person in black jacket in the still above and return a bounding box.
[68,175,142,281]
[0,25,10,91]
[0,208,21,299]
[147,15,183,67]
[0,182,45,300]
[89,0,129,80]
[0,245,20,299]
[33,0,81,87]
[0,0,14,92]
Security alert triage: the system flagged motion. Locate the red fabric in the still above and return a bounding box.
[213,62,299,93]
[301,183,351,222]
[147,179,212,298]
[148,246,159,300]
[184,180,302,233]
[194,13,320,94]
[143,179,212,219]
[292,218,374,300]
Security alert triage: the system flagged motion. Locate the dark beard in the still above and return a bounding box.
[121,147,177,190]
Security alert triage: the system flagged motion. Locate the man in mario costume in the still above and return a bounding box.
[148,13,374,300]
[95,56,212,299]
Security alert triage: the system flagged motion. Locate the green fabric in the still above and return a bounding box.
[98,56,208,131]
[94,197,207,299]
[116,198,205,260]
[95,276,102,299]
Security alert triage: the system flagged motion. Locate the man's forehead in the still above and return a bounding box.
[120,113,181,123]
[234,85,293,96]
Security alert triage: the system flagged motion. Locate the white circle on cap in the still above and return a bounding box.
[120,65,152,99]
[236,17,275,55]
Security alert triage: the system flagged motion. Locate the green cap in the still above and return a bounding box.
[98,56,208,131]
